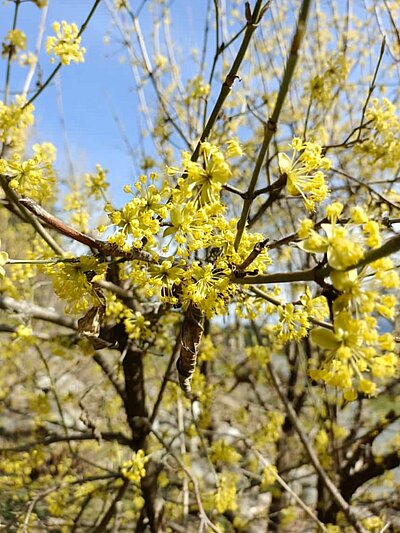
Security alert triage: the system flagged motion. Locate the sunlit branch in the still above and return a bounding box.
[232,267,317,285]
[22,3,48,98]
[121,5,191,149]
[0,431,131,453]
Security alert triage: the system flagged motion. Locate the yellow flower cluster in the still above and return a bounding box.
[260,463,277,487]
[170,141,232,204]
[45,257,107,314]
[215,472,238,514]
[310,312,397,398]
[120,450,148,483]
[303,203,399,396]
[299,202,382,271]
[2,29,27,59]
[210,440,242,465]
[274,303,310,342]
[105,174,168,251]
[3,142,56,200]
[124,310,152,340]
[184,75,210,105]
[46,21,86,65]
[96,144,270,318]
[331,258,399,319]
[278,137,330,211]
[310,54,349,105]
[84,164,109,200]
[356,98,400,173]
[0,95,34,148]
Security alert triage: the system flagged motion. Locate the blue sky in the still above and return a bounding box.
[1,1,209,193]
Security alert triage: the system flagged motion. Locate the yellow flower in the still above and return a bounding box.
[3,29,27,58]
[297,218,314,238]
[45,257,107,315]
[148,260,186,304]
[300,287,329,321]
[176,143,231,204]
[326,201,343,221]
[215,472,238,514]
[120,450,148,483]
[331,261,398,320]
[274,303,310,342]
[363,220,381,248]
[181,260,231,316]
[46,21,86,65]
[260,464,277,487]
[84,164,109,200]
[278,138,330,211]
[211,440,241,465]
[0,95,34,147]
[5,143,56,200]
[301,223,364,270]
[310,311,397,393]
[124,311,151,340]
[225,138,244,158]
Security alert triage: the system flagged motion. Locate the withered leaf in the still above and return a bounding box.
[176,304,204,394]
[78,304,105,338]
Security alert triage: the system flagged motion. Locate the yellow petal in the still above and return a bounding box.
[278,153,292,174]
[310,327,340,350]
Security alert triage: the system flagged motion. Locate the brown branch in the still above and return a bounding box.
[19,197,156,263]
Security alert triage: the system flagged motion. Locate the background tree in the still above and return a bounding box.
[0,0,399,532]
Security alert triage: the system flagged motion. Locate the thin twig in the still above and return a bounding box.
[254,449,327,531]
[191,0,271,163]
[234,0,312,250]
[356,38,386,141]
[4,0,21,105]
